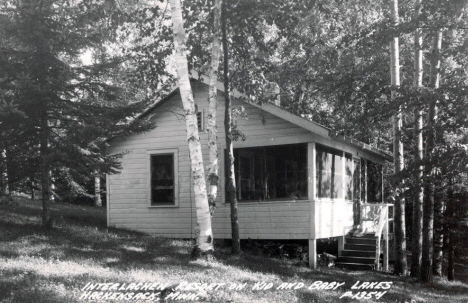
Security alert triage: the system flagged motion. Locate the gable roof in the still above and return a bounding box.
[138,70,393,161]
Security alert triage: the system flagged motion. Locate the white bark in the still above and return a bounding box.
[94,174,102,207]
[391,0,407,276]
[50,171,55,202]
[411,0,423,278]
[206,0,223,215]
[1,150,8,196]
[169,0,214,253]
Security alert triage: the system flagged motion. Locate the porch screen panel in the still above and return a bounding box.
[345,154,353,201]
[229,143,307,202]
[353,158,361,201]
[361,158,366,202]
[367,161,383,202]
[353,158,361,225]
[316,145,344,199]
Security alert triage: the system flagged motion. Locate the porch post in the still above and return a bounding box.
[308,142,317,269]
[364,159,368,203]
[309,239,317,269]
[381,164,384,203]
[308,142,316,203]
[384,206,389,271]
[338,151,346,256]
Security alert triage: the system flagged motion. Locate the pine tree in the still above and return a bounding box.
[0,0,151,226]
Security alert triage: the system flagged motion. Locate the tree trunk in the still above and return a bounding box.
[206,0,223,216]
[222,2,240,255]
[0,149,8,197]
[50,172,55,202]
[421,31,442,283]
[30,173,36,200]
[433,189,444,276]
[40,112,52,229]
[4,147,12,196]
[447,232,455,281]
[390,0,407,276]
[446,179,455,281]
[94,174,102,207]
[169,0,214,255]
[411,0,423,278]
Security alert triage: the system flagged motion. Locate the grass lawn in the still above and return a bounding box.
[1,197,467,303]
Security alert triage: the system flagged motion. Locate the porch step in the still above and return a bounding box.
[344,243,377,251]
[341,249,375,258]
[346,231,377,239]
[335,262,375,271]
[335,231,378,271]
[345,237,377,245]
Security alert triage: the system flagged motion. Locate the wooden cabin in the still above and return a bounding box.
[106,71,393,269]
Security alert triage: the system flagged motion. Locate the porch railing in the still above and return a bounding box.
[360,203,394,272]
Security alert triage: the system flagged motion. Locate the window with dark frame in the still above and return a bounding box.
[196,111,203,131]
[150,154,175,205]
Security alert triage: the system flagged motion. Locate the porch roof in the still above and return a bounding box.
[137,70,393,162]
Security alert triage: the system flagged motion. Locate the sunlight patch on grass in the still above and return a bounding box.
[121,245,146,253]
[105,257,119,263]
[0,256,115,279]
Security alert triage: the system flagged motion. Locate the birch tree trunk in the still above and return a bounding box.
[411,0,424,278]
[222,2,240,255]
[94,174,102,207]
[390,0,407,276]
[169,0,214,255]
[206,0,223,216]
[31,180,36,200]
[50,173,55,202]
[421,31,442,282]
[1,150,8,197]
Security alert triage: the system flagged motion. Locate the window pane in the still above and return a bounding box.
[151,154,175,204]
